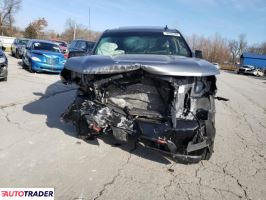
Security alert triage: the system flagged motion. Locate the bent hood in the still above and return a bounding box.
[64,54,219,76]
[31,50,64,58]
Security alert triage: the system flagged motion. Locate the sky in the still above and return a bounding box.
[15,0,266,44]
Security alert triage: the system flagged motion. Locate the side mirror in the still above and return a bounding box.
[195,50,203,59]
[2,46,6,51]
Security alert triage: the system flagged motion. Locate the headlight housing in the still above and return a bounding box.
[194,80,205,93]
[31,56,41,62]
[0,56,6,64]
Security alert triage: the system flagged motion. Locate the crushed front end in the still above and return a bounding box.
[60,68,217,163]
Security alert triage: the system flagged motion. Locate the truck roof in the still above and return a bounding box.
[104,26,181,34]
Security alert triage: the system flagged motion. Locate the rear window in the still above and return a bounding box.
[87,42,95,50]
[69,41,77,48]
[18,39,29,45]
[76,41,87,49]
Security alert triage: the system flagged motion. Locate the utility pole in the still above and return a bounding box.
[89,8,91,40]
[73,23,76,40]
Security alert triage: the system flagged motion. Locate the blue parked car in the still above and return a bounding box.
[22,40,66,73]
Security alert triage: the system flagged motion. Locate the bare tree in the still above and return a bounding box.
[31,17,48,38]
[228,40,239,64]
[23,18,48,39]
[41,30,58,40]
[0,0,21,36]
[61,18,76,41]
[24,24,37,38]
[61,18,101,42]
[186,34,230,63]
[248,42,266,55]
[228,34,247,64]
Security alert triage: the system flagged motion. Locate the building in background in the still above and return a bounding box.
[240,53,266,69]
[0,36,15,50]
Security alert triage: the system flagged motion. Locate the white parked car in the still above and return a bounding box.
[237,65,255,75]
[213,63,220,70]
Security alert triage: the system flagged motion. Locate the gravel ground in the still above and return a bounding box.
[0,54,266,200]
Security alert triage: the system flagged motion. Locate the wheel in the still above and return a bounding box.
[11,48,14,56]
[187,96,216,162]
[28,61,35,73]
[3,76,7,81]
[15,50,20,59]
[22,59,27,69]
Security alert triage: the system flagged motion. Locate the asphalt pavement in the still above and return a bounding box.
[0,54,265,200]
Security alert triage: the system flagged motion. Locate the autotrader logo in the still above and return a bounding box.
[0,188,54,199]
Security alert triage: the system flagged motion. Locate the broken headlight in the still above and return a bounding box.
[194,80,205,93]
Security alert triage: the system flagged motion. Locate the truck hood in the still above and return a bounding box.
[64,54,219,76]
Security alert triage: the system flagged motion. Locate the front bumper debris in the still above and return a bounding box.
[60,68,217,163]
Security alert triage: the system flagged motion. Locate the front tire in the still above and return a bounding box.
[28,61,35,73]
[15,50,20,59]
[22,59,27,69]
[11,49,15,57]
[188,96,216,162]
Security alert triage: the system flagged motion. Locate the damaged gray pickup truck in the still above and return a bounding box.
[60,27,219,163]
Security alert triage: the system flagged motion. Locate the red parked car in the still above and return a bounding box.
[50,39,68,58]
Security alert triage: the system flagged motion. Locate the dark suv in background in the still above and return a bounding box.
[68,39,95,58]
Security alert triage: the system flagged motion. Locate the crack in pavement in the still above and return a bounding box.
[219,78,266,113]
[162,162,179,200]
[93,142,138,200]
[0,88,77,151]
[162,162,204,200]
[122,175,163,187]
[191,161,250,199]
[222,164,251,200]
[163,175,175,200]
[195,162,204,200]
[0,88,77,130]
[2,108,23,129]
[172,179,244,200]
[0,88,77,109]
[222,101,265,147]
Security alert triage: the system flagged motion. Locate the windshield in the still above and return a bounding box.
[18,39,29,45]
[95,32,191,57]
[32,42,61,52]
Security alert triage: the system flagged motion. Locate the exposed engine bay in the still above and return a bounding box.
[61,68,217,163]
